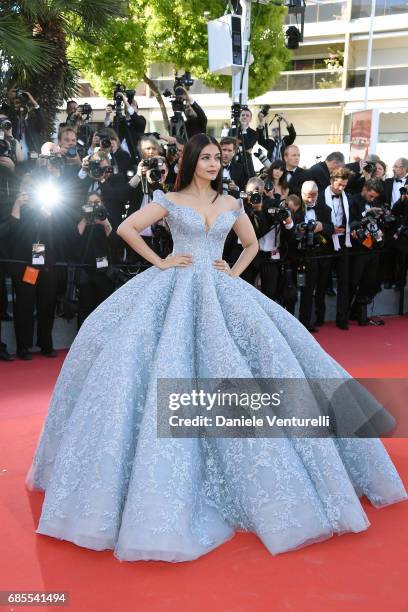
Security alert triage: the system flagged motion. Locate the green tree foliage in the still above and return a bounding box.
[0,0,127,135]
[70,0,290,101]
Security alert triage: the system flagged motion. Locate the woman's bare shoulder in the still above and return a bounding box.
[219,193,242,211]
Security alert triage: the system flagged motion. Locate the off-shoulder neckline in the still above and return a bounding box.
[155,191,243,237]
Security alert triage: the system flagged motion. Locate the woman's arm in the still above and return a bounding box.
[229,210,259,277]
[116,202,169,268]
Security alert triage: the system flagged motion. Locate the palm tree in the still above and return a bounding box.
[1,0,126,136]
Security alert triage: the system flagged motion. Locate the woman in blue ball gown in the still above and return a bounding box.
[27,134,407,562]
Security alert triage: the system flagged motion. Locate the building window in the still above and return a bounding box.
[351,0,408,19]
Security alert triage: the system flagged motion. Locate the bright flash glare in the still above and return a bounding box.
[35,183,60,207]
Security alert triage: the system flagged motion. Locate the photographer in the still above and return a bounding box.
[4,88,46,158]
[58,127,83,169]
[348,179,386,325]
[220,137,246,197]
[257,109,296,162]
[177,87,207,139]
[0,114,24,164]
[382,158,408,288]
[0,199,14,360]
[75,192,115,328]
[305,151,345,194]
[316,167,353,329]
[164,136,185,190]
[111,88,146,164]
[78,151,138,236]
[228,107,257,182]
[346,155,381,196]
[294,181,334,332]
[226,177,293,302]
[97,128,132,176]
[8,171,76,359]
[129,155,172,266]
[64,100,81,130]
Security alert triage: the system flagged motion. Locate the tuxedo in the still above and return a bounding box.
[316,190,351,323]
[292,202,334,329]
[384,176,408,207]
[222,160,246,193]
[304,161,331,193]
[381,179,408,287]
[348,194,381,321]
[287,167,308,196]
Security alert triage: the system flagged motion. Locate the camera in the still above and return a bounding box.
[0,119,12,131]
[77,103,93,119]
[97,133,112,149]
[142,157,165,182]
[296,220,327,249]
[241,189,262,205]
[264,178,274,192]
[0,135,11,157]
[39,153,65,169]
[363,161,376,175]
[163,72,194,114]
[267,200,291,223]
[260,105,271,117]
[113,84,135,106]
[88,160,113,179]
[166,143,178,157]
[81,202,108,223]
[400,186,408,196]
[15,88,29,104]
[350,214,383,246]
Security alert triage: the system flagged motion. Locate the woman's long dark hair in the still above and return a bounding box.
[267,160,288,191]
[174,133,222,199]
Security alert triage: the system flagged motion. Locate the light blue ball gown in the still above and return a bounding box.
[26,189,407,562]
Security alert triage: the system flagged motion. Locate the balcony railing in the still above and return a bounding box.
[148,78,217,96]
[351,0,408,19]
[271,69,343,91]
[285,0,347,24]
[347,66,408,87]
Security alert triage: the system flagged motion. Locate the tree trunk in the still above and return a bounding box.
[143,73,170,134]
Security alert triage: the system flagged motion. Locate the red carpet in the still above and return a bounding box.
[0,316,407,612]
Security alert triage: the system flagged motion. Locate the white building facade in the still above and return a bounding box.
[68,0,408,170]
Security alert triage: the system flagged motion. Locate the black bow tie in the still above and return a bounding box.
[306,206,315,211]
[395,179,403,183]
[224,164,230,170]
[287,170,294,176]
[332,195,340,200]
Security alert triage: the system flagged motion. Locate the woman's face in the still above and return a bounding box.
[272,167,284,181]
[87,194,101,207]
[92,133,100,146]
[375,162,385,179]
[195,144,221,182]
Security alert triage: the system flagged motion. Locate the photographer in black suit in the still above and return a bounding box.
[382,158,408,288]
[305,151,345,194]
[75,192,115,328]
[294,181,334,332]
[226,178,294,302]
[316,167,353,329]
[256,110,296,162]
[228,107,258,182]
[346,154,381,196]
[348,179,385,325]
[220,137,246,197]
